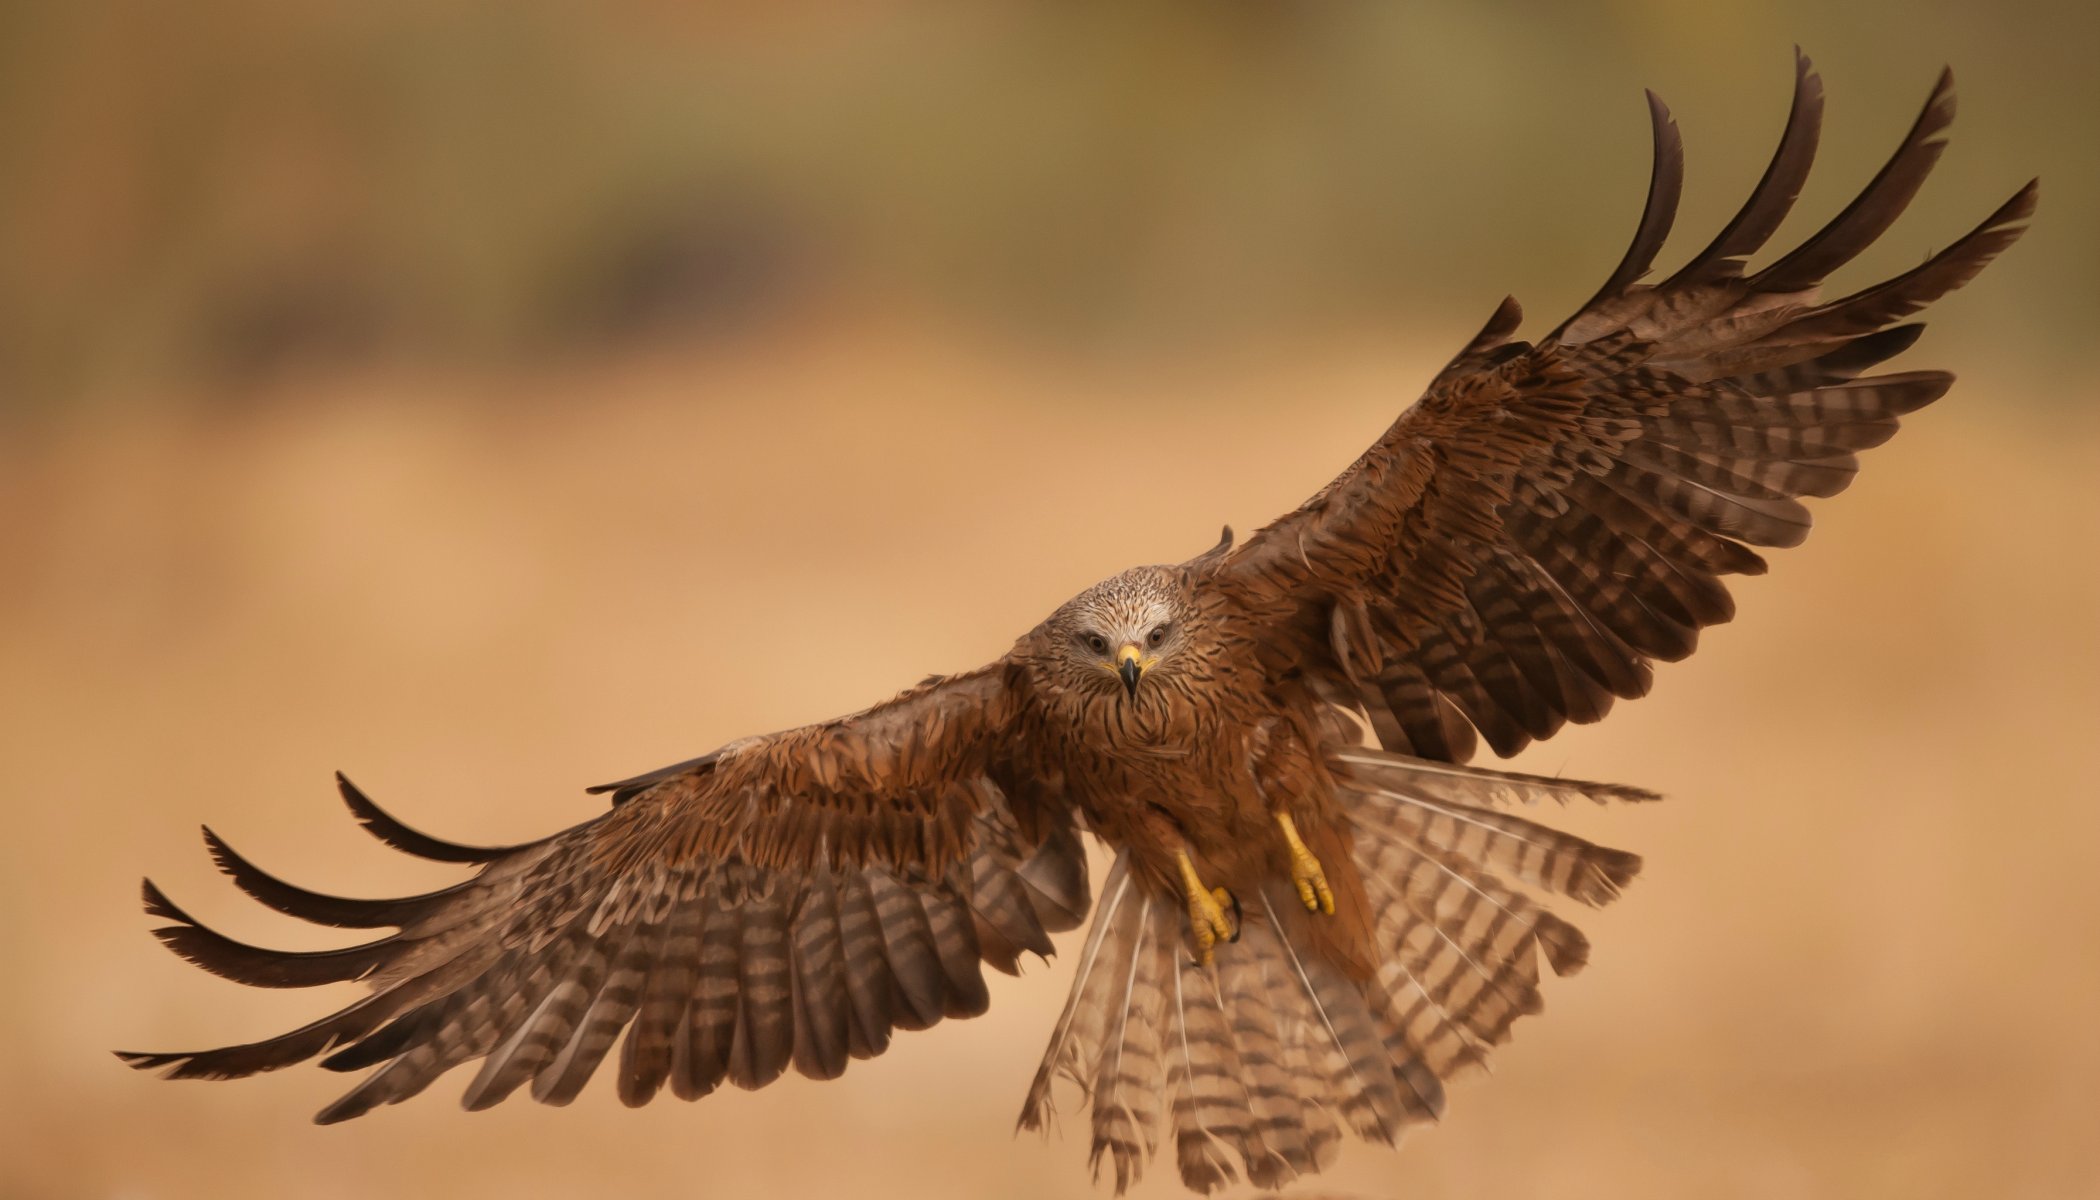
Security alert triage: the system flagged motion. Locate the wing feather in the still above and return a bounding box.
[1217,55,2032,763]
[119,665,1088,1120]
[1665,47,1825,287]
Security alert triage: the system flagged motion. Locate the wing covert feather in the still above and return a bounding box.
[1216,54,2033,763]
[119,664,1090,1119]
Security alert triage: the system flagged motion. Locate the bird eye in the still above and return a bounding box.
[1085,633,1109,654]
[1147,625,1168,648]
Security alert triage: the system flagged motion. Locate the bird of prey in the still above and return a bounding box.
[121,55,2033,1194]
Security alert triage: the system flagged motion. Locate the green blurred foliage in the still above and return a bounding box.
[0,0,2089,410]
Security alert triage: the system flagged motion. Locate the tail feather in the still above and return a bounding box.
[1375,824,1596,976]
[1165,961,1254,1192]
[1360,844,1545,1050]
[1253,889,1406,1144]
[1086,892,1171,1192]
[1017,861,1142,1128]
[1235,930,1345,1177]
[1366,947,1489,1080]
[1339,752,1646,905]
[1022,751,1644,1192]
[1367,866,1539,1054]
[1212,939,1319,1188]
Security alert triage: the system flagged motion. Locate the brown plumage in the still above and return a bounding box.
[120,54,2033,1194]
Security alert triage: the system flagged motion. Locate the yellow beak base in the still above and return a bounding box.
[1116,644,1144,698]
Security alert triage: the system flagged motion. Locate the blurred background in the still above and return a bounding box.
[3,2,2096,1198]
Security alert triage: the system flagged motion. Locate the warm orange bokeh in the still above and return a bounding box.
[3,5,2096,1199]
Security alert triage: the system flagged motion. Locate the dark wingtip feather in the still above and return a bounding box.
[1599,91,1684,303]
[141,876,185,924]
[312,1098,366,1125]
[1792,177,2038,340]
[337,772,504,864]
[1826,322,1926,375]
[318,1003,441,1073]
[201,824,458,930]
[115,1046,252,1083]
[113,1047,214,1079]
[314,1061,417,1123]
[141,874,400,989]
[1752,65,1959,294]
[1666,48,1825,287]
[313,1073,409,1124]
[114,991,398,1081]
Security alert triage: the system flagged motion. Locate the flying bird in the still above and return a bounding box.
[121,54,2034,1194]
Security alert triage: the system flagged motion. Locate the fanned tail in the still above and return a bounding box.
[1018,750,1644,1193]
[1340,748,1644,1088]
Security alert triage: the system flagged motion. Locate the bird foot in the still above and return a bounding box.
[1175,852,1239,966]
[1276,813,1335,915]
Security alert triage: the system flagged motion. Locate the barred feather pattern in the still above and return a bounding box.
[1020,747,1640,1194]
[121,54,2027,1198]
[1219,51,2036,767]
[117,769,1088,1122]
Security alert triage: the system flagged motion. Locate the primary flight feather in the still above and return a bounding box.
[121,53,2034,1194]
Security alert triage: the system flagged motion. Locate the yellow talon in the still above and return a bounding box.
[1276,813,1335,915]
[1175,852,1239,966]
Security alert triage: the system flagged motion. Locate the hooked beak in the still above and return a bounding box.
[1116,644,1144,699]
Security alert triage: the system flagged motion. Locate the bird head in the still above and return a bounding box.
[1042,567,1191,701]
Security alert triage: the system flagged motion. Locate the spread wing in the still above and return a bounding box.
[1215,54,2035,762]
[118,664,1089,1121]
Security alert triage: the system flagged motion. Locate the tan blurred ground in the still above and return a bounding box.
[2,321,2096,1200]
[6,2,2100,1197]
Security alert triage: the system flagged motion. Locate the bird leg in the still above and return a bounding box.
[1275,812,1335,915]
[1174,850,1239,966]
